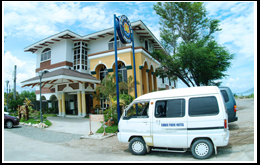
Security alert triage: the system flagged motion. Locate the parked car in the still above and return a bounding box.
[4,114,20,129]
[117,86,229,159]
[219,86,238,122]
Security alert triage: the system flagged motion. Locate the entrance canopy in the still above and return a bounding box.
[21,68,100,91]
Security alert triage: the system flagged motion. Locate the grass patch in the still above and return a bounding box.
[22,118,40,124]
[96,124,118,133]
[43,120,52,126]
[43,114,57,118]
[21,117,52,127]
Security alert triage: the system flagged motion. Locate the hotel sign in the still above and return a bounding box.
[116,15,132,44]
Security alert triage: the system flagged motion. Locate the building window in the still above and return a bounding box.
[41,48,51,61]
[99,66,108,82]
[108,37,126,50]
[145,40,148,51]
[100,94,109,110]
[73,41,88,70]
[118,63,127,83]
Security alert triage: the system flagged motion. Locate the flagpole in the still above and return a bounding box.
[114,14,121,123]
[131,29,138,115]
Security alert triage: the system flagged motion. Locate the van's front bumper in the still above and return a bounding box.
[117,132,131,143]
[117,132,122,142]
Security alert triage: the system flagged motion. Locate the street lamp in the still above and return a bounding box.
[38,69,49,123]
[5,80,9,112]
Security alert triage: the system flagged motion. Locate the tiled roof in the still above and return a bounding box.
[21,68,99,83]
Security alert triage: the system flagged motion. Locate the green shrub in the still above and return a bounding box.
[20,117,25,122]
[245,93,254,98]
[103,108,118,124]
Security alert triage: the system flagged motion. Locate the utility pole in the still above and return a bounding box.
[13,65,17,100]
[5,80,9,111]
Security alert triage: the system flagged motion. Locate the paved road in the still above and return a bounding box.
[4,99,255,162]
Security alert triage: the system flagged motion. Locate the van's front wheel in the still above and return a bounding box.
[191,139,213,159]
[129,137,147,155]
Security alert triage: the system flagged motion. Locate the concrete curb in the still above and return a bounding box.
[80,133,116,140]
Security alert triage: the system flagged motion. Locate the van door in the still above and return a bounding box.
[123,101,151,137]
[152,98,188,148]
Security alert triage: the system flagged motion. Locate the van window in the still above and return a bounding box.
[125,101,149,119]
[155,99,185,118]
[220,90,229,103]
[189,96,219,117]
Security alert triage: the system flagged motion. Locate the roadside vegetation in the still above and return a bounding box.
[93,74,137,133]
[4,90,57,127]
[234,93,254,99]
[96,124,118,133]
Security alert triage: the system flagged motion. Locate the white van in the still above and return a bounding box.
[117,86,229,159]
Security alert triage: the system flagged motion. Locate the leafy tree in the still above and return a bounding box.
[118,75,140,96]
[152,2,234,87]
[176,39,234,86]
[19,90,36,102]
[153,2,210,54]
[4,90,36,111]
[94,73,117,107]
[24,97,34,106]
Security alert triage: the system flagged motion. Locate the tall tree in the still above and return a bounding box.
[152,2,233,87]
[154,2,209,55]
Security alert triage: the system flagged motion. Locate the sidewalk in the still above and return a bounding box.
[46,116,116,139]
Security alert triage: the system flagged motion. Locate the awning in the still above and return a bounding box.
[21,68,100,89]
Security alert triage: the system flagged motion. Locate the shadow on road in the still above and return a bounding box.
[228,123,239,130]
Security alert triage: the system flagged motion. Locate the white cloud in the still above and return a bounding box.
[211,2,254,68]
[4,2,80,38]
[78,5,113,31]
[224,77,249,91]
[3,51,36,91]
[205,2,238,17]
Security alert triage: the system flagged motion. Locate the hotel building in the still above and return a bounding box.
[21,20,177,117]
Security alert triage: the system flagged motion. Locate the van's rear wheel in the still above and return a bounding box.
[129,137,147,155]
[191,139,213,159]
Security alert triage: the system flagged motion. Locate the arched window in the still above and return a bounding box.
[108,37,126,50]
[99,65,108,82]
[41,48,51,61]
[118,63,127,83]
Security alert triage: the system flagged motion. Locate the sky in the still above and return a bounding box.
[3,1,256,95]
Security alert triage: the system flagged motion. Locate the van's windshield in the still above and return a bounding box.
[124,101,149,119]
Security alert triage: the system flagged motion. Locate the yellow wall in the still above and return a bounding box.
[90,49,159,108]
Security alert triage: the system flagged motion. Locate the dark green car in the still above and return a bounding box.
[219,86,238,123]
